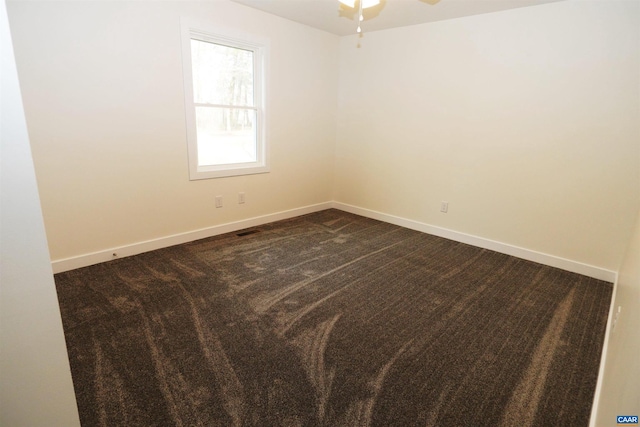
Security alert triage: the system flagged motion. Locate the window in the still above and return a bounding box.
[181,22,268,179]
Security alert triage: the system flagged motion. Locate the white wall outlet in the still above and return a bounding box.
[239,192,245,204]
[440,201,449,213]
[215,195,223,208]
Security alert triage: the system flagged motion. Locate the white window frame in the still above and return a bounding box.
[181,19,269,180]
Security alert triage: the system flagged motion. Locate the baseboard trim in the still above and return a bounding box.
[51,202,333,273]
[588,273,619,427]
[53,201,617,282]
[331,202,616,282]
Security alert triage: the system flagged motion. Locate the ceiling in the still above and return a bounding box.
[230,0,565,36]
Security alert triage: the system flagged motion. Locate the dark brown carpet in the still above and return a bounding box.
[54,209,612,427]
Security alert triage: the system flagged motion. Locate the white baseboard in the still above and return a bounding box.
[588,274,619,427]
[331,202,617,282]
[53,200,617,283]
[51,202,333,273]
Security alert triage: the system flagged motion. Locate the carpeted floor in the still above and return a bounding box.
[54,209,612,427]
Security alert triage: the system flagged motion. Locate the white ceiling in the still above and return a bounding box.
[230,0,566,36]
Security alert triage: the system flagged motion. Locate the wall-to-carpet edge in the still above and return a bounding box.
[54,209,612,426]
[52,202,616,283]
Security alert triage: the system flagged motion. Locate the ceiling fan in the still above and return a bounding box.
[338,0,442,34]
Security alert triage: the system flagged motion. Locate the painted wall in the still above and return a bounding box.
[9,0,638,274]
[336,0,640,272]
[7,0,339,262]
[4,0,639,424]
[595,207,640,425]
[0,0,80,424]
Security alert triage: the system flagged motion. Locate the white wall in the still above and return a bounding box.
[9,1,638,274]
[596,207,640,425]
[3,0,639,424]
[7,0,339,263]
[336,0,640,272]
[0,0,80,424]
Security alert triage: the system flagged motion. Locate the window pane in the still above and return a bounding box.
[195,106,257,166]
[191,39,254,107]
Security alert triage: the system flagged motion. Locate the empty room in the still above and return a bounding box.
[1,0,639,426]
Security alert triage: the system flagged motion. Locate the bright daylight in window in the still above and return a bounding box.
[182,25,268,179]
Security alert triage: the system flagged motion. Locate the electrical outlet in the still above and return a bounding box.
[215,195,223,208]
[239,192,245,204]
[440,201,449,213]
